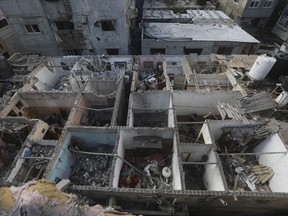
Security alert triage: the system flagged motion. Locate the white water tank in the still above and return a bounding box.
[275,91,288,107]
[248,54,277,81]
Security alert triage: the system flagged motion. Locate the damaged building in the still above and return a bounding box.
[141,9,260,55]
[1,52,288,216]
[0,0,137,56]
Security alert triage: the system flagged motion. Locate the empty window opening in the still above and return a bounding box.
[16,101,24,110]
[150,48,165,55]
[95,20,116,31]
[24,24,40,33]
[55,21,74,30]
[106,49,119,55]
[184,48,203,55]
[0,18,8,29]
[115,62,127,69]
[217,47,233,55]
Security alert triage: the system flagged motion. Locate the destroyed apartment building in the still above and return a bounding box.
[1,52,288,215]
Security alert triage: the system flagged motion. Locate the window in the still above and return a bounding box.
[143,61,153,69]
[217,47,233,55]
[106,49,119,55]
[0,18,8,29]
[55,21,74,30]
[278,13,288,31]
[95,20,116,31]
[249,0,260,8]
[150,48,165,55]
[263,0,274,8]
[65,49,80,55]
[115,62,127,69]
[184,48,203,55]
[24,24,40,33]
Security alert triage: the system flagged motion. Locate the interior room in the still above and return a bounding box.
[114,128,182,191]
[48,128,118,188]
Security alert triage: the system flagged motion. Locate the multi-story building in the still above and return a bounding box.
[0,8,23,58]
[0,0,137,56]
[141,9,259,55]
[217,0,278,34]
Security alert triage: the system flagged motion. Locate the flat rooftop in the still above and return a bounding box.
[143,22,260,43]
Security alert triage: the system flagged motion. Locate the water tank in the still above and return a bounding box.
[267,52,288,79]
[0,56,13,79]
[275,91,288,107]
[248,54,277,81]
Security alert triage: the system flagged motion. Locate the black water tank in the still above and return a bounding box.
[196,0,207,5]
[267,52,288,79]
[0,55,14,79]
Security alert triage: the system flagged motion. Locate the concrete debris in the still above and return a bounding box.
[8,54,43,75]
[23,143,54,158]
[217,126,270,153]
[43,109,68,127]
[0,122,29,133]
[134,111,167,127]
[87,109,112,126]
[221,155,273,192]
[69,140,114,187]
[53,75,71,91]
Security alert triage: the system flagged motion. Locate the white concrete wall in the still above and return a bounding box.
[254,133,288,192]
[173,91,242,116]
[132,91,171,109]
[203,150,226,191]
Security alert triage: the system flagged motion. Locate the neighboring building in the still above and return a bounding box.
[0,0,137,56]
[0,9,23,58]
[272,3,288,42]
[141,9,259,55]
[2,53,288,215]
[217,0,278,34]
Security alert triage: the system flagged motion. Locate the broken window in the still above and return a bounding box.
[278,12,288,31]
[217,46,233,55]
[150,48,165,55]
[183,48,203,55]
[114,62,127,69]
[263,0,274,8]
[0,18,8,29]
[24,24,40,33]
[55,21,74,30]
[95,20,116,31]
[2,52,10,59]
[106,49,119,55]
[249,0,260,8]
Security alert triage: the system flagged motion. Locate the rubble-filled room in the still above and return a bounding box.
[208,120,288,193]
[133,56,166,91]
[2,92,77,140]
[69,93,117,127]
[0,119,35,182]
[7,140,56,184]
[128,91,173,127]
[114,128,181,191]
[48,128,118,188]
[178,143,226,191]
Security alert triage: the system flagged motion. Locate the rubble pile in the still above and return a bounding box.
[87,109,112,126]
[134,111,167,127]
[69,138,114,187]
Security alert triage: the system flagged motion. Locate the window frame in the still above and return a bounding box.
[24,24,40,33]
[263,0,274,8]
[249,0,260,8]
